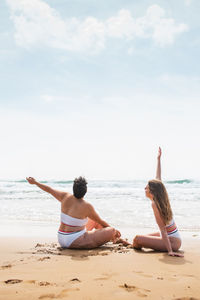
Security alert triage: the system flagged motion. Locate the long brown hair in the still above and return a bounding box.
[148,179,173,225]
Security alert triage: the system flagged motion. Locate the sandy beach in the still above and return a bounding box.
[0,235,200,300]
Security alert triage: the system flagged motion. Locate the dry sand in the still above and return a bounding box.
[0,236,200,300]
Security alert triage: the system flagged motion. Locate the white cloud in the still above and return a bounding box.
[6,0,188,53]
[106,6,188,46]
[106,9,135,39]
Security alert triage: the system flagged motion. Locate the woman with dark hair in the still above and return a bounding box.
[133,148,183,257]
[26,176,120,249]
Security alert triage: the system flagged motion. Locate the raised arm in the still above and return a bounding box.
[26,177,68,202]
[156,147,162,181]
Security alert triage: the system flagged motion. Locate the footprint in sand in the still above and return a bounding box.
[174,298,200,300]
[38,257,51,261]
[38,281,52,286]
[95,276,109,281]
[119,283,151,297]
[182,274,195,278]
[70,278,81,283]
[39,293,55,299]
[4,279,23,284]
[39,288,80,299]
[26,280,36,284]
[95,272,118,281]
[120,283,137,292]
[1,264,12,270]
[24,280,55,287]
[133,270,153,278]
[58,289,79,298]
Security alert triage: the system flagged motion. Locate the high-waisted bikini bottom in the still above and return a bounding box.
[167,230,181,239]
[58,229,86,248]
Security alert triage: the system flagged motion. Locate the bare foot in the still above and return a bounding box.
[132,241,142,250]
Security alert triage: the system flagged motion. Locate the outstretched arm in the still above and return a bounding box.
[26,177,68,202]
[156,147,162,181]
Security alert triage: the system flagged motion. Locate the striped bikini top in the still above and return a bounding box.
[61,212,88,227]
[166,219,178,236]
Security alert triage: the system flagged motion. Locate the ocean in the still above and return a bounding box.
[0,179,199,239]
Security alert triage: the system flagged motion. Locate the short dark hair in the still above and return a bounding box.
[73,176,88,199]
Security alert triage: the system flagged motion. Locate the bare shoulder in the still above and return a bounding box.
[83,201,93,212]
[83,199,91,207]
[62,192,72,202]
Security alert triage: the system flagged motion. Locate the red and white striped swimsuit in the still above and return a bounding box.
[58,212,88,248]
[166,219,181,239]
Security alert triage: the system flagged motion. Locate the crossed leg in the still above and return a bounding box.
[133,234,181,252]
[69,226,116,249]
[86,219,130,245]
[68,218,116,249]
[147,232,160,236]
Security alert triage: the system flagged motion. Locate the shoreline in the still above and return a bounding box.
[0,220,199,241]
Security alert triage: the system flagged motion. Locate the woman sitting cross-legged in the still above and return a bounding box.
[26,176,120,249]
[133,148,184,257]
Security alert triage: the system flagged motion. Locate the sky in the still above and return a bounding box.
[0,0,200,181]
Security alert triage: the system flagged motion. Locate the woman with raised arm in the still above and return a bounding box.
[133,148,183,257]
[26,176,120,249]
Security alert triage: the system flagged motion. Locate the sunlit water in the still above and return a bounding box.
[0,179,199,238]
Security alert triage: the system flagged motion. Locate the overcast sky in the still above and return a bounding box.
[0,0,200,181]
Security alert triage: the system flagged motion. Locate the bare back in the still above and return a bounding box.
[61,194,88,219]
[59,194,89,233]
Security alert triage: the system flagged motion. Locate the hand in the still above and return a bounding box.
[111,229,121,243]
[115,229,121,239]
[168,251,184,257]
[157,147,162,159]
[26,177,37,185]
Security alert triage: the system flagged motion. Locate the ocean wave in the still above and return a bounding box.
[166,179,193,184]
[41,180,73,184]
[0,179,73,184]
